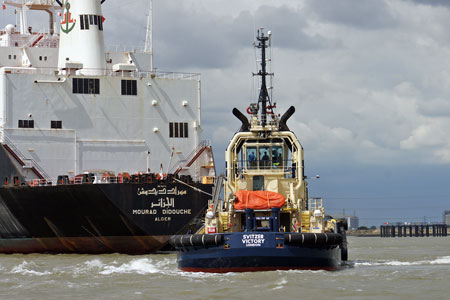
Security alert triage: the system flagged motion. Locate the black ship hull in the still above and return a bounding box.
[0,182,212,254]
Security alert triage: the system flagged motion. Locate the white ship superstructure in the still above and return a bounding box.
[0,0,213,183]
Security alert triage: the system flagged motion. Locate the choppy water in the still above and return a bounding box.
[0,237,449,300]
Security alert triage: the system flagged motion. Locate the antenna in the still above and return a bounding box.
[144,0,153,71]
[253,28,273,128]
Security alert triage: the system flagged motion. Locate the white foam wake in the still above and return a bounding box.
[430,256,450,265]
[100,258,160,275]
[10,261,51,276]
[355,256,450,267]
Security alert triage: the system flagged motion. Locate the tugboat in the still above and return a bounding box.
[170,29,348,272]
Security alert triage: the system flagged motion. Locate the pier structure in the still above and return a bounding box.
[380,223,448,238]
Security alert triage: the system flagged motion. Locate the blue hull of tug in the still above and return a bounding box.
[172,232,343,273]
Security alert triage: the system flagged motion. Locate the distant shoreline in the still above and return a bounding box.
[347,228,450,237]
[347,229,380,237]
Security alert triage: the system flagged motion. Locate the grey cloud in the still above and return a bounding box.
[151,3,337,70]
[307,0,397,29]
[418,98,450,117]
[248,6,339,51]
[404,0,450,6]
[102,1,338,70]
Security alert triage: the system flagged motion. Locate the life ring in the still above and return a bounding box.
[247,106,255,114]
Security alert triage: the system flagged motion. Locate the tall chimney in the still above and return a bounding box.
[58,0,106,76]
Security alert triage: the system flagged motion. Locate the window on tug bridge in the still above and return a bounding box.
[245,145,284,170]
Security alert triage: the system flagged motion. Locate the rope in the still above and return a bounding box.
[173,178,213,196]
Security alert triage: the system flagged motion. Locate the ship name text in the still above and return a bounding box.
[241,234,265,247]
[132,195,192,221]
[137,187,187,196]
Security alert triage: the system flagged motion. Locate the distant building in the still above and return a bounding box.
[347,216,360,230]
[332,214,360,230]
[444,210,450,225]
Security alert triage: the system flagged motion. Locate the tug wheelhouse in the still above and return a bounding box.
[223,114,308,234]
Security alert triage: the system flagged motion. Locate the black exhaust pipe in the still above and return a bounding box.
[279,106,295,131]
[232,108,250,132]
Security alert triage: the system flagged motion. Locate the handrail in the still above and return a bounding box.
[1,130,51,180]
[2,67,201,81]
[169,140,210,174]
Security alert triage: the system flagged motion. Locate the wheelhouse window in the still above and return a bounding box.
[247,146,257,168]
[121,80,137,96]
[243,141,288,172]
[73,78,100,94]
[51,120,62,129]
[18,120,34,128]
[272,146,283,167]
[259,146,270,169]
[169,122,188,138]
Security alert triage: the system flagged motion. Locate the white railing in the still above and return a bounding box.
[1,131,51,180]
[169,140,210,174]
[5,0,56,5]
[105,45,146,53]
[308,198,323,211]
[2,67,201,81]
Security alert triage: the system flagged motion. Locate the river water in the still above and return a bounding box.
[0,237,448,300]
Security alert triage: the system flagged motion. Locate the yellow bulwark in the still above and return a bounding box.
[301,211,310,233]
[220,212,229,232]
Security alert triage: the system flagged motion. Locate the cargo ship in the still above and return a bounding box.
[170,29,348,272]
[0,0,215,254]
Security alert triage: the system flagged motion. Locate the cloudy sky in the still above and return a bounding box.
[10,0,449,225]
[102,0,450,226]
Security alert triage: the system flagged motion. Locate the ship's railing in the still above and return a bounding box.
[235,158,295,176]
[25,177,120,186]
[308,198,323,211]
[110,70,201,81]
[4,0,56,5]
[24,28,59,48]
[1,67,200,81]
[0,28,59,49]
[1,67,57,75]
[105,45,146,53]
[25,172,194,187]
[169,140,211,174]
[0,131,51,180]
[149,71,201,81]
